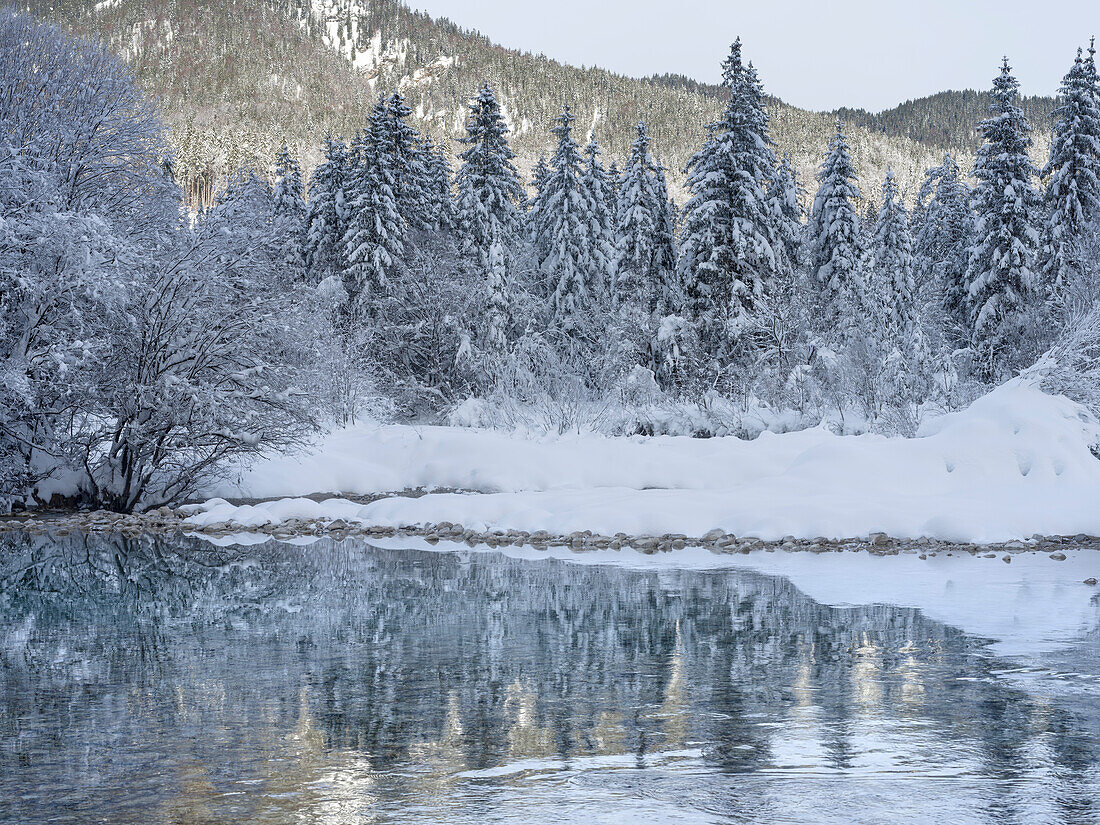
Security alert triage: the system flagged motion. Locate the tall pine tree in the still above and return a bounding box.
[915,154,973,336]
[652,162,681,315]
[456,83,526,261]
[304,135,349,282]
[421,134,456,232]
[678,40,783,353]
[342,99,406,310]
[535,106,594,335]
[807,121,864,340]
[272,143,306,279]
[965,58,1041,376]
[1040,45,1100,295]
[769,153,804,285]
[872,169,921,350]
[455,84,527,356]
[581,137,617,307]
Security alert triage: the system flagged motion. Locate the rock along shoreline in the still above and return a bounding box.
[1,498,1098,569]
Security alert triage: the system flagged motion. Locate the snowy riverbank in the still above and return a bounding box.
[193,379,1100,544]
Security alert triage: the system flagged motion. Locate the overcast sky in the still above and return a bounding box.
[408,0,1098,112]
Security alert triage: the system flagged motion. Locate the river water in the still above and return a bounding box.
[1,532,1098,824]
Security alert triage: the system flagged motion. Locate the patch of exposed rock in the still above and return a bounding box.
[1,503,1099,561]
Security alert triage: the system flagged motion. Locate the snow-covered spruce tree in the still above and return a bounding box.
[871,170,918,340]
[769,154,805,282]
[342,99,407,312]
[614,122,681,377]
[1040,45,1100,297]
[272,144,307,279]
[606,159,622,228]
[581,137,618,307]
[652,161,682,315]
[455,84,527,362]
[382,92,432,231]
[456,84,527,256]
[616,122,666,312]
[915,154,973,341]
[965,58,1042,379]
[807,120,865,341]
[534,106,596,338]
[871,168,930,411]
[526,154,553,272]
[678,40,783,369]
[422,134,456,232]
[305,135,349,282]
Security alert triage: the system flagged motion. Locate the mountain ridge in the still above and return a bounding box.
[23,0,1056,205]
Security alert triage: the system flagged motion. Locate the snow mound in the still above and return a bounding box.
[193,380,1100,543]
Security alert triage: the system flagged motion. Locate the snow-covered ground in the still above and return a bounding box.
[196,380,1100,543]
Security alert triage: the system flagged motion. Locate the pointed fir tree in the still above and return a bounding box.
[965,58,1041,376]
[272,143,307,278]
[616,122,663,310]
[273,143,305,218]
[305,135,349,281]
[421,134,456,232]
[606,159,621,228]
[581,136,618,306]
[769,153,805,284]
[379,92,430,231]
[915,154,973,337]
[455,83,527,267]
[1040,45,1100,295]
[872,170,921,344]
[615,121,680,316]
[652,161,681,316]
[485,234,510,354]
[342,100,407,310]
[807,120,865,339]
[678,40,782,355]
[535,106,595,335]
[526,154,553,268]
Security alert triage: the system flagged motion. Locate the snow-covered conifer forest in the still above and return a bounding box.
[4,9,1100,516]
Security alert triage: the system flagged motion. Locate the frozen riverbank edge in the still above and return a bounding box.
[1,499,1098,572]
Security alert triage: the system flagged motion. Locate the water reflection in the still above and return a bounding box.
[0,532,1097,824]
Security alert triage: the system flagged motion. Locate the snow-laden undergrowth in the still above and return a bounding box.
[191,380,1100,543]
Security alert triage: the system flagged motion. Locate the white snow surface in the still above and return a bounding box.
[197,380,1100,543]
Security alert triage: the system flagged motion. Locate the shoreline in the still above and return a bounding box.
[1,496,1098,566]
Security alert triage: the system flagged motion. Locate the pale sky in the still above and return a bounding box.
[409,0,1098,112]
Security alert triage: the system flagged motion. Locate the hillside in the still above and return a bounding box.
[25,0,1054,205]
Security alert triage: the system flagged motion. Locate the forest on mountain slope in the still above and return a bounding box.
[21,0,1054,205]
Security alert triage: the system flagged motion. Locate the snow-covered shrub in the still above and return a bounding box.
[1029,301,1100,417]
[0,12,316,510]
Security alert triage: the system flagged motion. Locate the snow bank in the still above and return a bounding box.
[196,380,1100,543]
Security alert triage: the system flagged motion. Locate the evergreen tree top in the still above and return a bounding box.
[720,38,743,89]
[632,121,651,157]
[977,59,1034,163]
[814,121,861,204]
[550,106,583,179]
[552,105,577,147]
[531,154,550,190]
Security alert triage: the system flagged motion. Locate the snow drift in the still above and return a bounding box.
[193,380,1100,543]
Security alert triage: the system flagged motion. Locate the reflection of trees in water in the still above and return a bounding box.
[0,532,1098,823]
